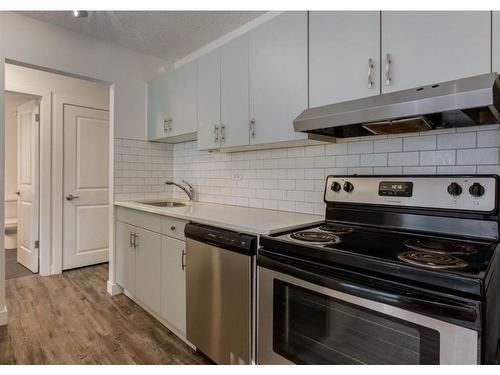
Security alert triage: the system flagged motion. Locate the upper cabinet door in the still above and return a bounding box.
[382,11,491,93]
[249,12,308,145]
[147,73,172,140]
[493,12,500,73]
[309,11,380,107]
[197,49,221,151]
[169,60,198,138]
[220,34,250,149]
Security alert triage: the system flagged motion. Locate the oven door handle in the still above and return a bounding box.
[258,253,479,325]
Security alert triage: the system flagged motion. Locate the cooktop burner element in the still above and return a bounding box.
[397,250,468,270]
[289,231,340,244]
[404,239,478,255]
[318,224,354,234]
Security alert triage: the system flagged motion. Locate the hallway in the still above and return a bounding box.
[0,264,209,364]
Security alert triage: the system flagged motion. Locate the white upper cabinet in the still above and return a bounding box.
[309,11,381,107]
[147,73,172,140]
[493,12,500,73]
[220,34,250,149]
[197,49,221,151]
[147,60,197,142]
[249,12,308,145]
[168,60,198,138]
[381,11,491,93]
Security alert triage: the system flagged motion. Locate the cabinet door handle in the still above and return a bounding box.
[181,250,186,271]
[214,124,219,143]
[163,119,169,132]
[133,234,138,249]
[385,54,392,86]
[221,125,225,144]
[368,58,374,89]
[129,232,134,247]
[250,118,256,138]
[168,118,173,132]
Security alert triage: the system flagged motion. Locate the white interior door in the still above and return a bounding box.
[63,104,110,270]
[16,99,40,273]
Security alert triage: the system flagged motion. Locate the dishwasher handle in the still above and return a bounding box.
[185,223,257,256]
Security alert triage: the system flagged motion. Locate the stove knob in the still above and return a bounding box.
[447,182,462,196]
[343,181,354,193]
[469,183,485,197]
[330,181,341,192]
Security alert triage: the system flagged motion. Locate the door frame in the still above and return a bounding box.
[5,73,112,276]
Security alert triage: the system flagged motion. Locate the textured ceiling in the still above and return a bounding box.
[19,11,266,63]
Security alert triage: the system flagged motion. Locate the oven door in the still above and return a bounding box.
[257,253,480,365]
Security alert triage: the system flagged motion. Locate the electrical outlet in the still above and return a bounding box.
[231,171,243,181]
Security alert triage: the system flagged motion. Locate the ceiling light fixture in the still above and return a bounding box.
[73,10,88,18]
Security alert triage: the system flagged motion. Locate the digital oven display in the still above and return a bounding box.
[378,181,413,197]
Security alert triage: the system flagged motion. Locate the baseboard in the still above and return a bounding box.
[106,281,123,296]
[0,305,8,326]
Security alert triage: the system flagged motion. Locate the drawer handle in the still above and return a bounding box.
[170,225,176,231]
[181,250,186,271]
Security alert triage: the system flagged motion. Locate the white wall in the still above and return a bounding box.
[0,11,169,324]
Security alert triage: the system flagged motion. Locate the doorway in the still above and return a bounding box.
[4,63,111,276]
[4,91,40,279]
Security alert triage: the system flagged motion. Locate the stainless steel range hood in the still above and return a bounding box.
[294,73,500,141]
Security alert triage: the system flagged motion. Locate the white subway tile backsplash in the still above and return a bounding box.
[305,144,325,157]
[403,166,437,174]
[477,130,500,148]
[325,143,348,155]
[388,152,419,166]
[419,150,455,166]
[403,135,436,151]
[336,154,360,167]
[374,138,402,153]
[348,140,373,154]
[115,126,500,215]
[360,153,387,167]
[437,132,476,149]
[457,148,500,165]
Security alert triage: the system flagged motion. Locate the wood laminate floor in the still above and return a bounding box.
[0,264,210,365]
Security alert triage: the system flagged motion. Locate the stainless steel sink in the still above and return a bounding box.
[136,200,189,207]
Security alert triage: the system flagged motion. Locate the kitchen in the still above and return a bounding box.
[1,2,500,369]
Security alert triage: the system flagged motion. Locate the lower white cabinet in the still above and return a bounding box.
[115,208,188,339]
[116,221,136,296]
[134,227,162,315]
[161,236,186,335]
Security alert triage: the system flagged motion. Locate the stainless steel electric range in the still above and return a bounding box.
[257,175,500,365]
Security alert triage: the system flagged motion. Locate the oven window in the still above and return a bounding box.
[273,280,440,364]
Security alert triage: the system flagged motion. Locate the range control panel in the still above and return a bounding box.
[324,176,497,212]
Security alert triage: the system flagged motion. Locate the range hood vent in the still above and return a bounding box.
[294,73,500,141]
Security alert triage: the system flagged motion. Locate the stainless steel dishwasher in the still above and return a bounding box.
[185,223,256,365]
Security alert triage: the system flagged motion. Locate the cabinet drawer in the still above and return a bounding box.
[162,216,188,240]
[116,207,162,233]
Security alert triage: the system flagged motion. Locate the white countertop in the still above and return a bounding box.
[114,200,324,235]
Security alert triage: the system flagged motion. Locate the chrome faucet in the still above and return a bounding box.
[165,180,194,201]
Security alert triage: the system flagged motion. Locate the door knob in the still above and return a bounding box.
[66,193,80,201]
[15,191,20,196]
